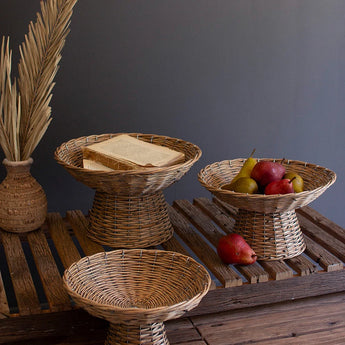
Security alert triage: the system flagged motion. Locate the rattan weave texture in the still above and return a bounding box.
[55,133,202,248]
[198,158,336,214]
[63,249,211,345]
[55,133,202,195]
[198,158,336,260]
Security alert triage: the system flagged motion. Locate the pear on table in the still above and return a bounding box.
[217,233,257,265]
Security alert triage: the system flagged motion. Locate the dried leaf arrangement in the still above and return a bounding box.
[0,0,78,161]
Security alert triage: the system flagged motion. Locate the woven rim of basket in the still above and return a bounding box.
[63,249,211,316]
[198,158,336,204]
[54,133,202,176]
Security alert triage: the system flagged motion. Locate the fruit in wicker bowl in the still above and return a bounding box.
[198,157,336,260]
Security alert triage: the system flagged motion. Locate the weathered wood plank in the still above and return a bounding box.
[298,213,345,262]
[175,200,269,284]
[285,254,318,276]
[66,210,104,256]
[0,231,41,316]
[0,308,106,344]
[0,271,10,319]
[196,306,345,345]
[160,234,191,257]
[166,318,202,344]
[192,291,345,326]
[47,213,81,269]
[168,205,242,288]
[254,326,345,344]
[298,206,345,244]
[27,229,71,312]
[303,235,343,272]
[258,260,293,280]
[186,269,345,317]
[171,340,207,345]
[194,197,235,234]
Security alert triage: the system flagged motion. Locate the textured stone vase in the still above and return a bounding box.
[0,158,47,233]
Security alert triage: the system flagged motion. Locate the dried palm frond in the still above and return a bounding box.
[0,0,78,161]
[0,37,21,161]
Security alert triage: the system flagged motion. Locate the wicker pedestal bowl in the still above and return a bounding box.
[63,249,211,345]
[55,133,202,248]
[198,158,336,261]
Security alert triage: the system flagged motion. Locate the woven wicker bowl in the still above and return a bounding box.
[199,158,336,260]
[63,249,211,345]
[55,133,201,195]
[55,133,202,248]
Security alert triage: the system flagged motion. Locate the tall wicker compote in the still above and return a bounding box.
[199,158,336,260]
[63,249,211,345]
[55,133,202,248]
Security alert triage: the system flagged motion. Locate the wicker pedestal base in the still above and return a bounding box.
[88,191,173,248]
[106,322,169,345]
[233,209,306,261]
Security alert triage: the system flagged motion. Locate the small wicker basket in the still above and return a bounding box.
[198,158,336,260]
[63,249,211,345]
[55,133,202,248]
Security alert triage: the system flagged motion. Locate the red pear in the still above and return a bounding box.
[250,160,286,187]
[217,233,257,265]
[264,178,295,195]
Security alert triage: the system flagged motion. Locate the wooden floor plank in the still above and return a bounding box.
[0,231,41,316]
[168,205,242,288]
[0,271,10,318]
[197,311,345,344]
[253,326,345,344]
[47,213,81,269]
[27,229,71,312]
[194,293,345,345]
[66,210,104,256]
[303,235,343,272]
[171,340,208,345]
[186,269,345,317]
[175,200,268,284]
[166,318,202,344]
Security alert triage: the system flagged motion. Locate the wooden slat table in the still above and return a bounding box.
[0,197,344,344]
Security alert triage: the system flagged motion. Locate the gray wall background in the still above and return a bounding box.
[1,1,344,228]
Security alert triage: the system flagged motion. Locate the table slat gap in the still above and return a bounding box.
[47,213,81,269]
[66,210,104,256]
[168,205,242,288]
[26,229,71,312]
[0,271,10,319]
[0,231,41,316]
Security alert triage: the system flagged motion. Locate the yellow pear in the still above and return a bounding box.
[284,172,304,193]
[226,149,257,189]
[222,177,258,194]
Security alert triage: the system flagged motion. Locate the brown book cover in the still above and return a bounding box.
[81,134,185,171]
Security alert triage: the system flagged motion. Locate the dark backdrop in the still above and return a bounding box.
[1,0,344,227]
